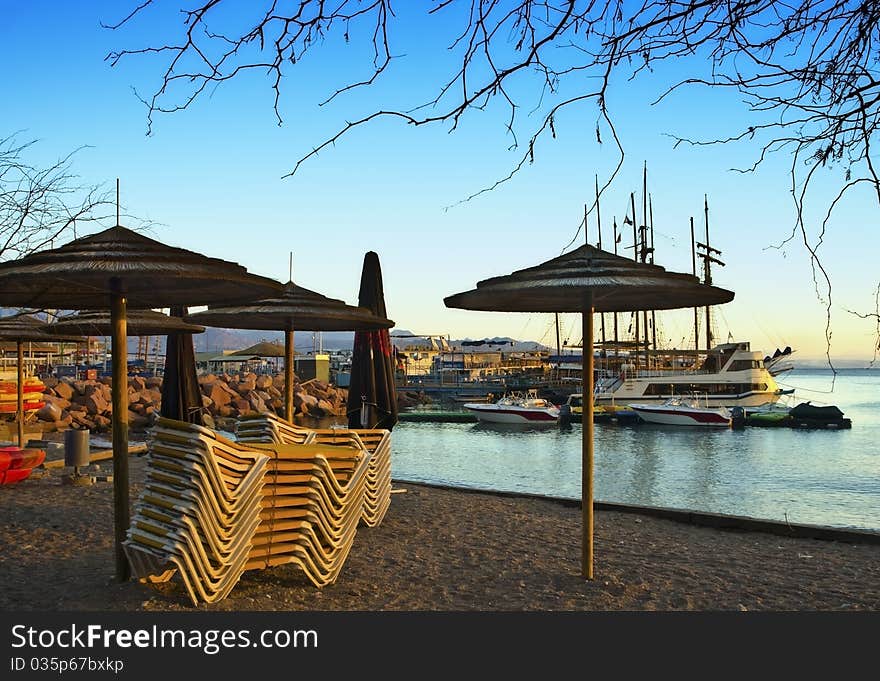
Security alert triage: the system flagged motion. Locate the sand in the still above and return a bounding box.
[1,454,878,612]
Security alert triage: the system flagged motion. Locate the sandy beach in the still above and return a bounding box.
[1,452,878,613]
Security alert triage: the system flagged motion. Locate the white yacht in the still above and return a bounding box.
[594,342,791,408]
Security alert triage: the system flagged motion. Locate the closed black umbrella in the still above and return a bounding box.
[160,306,204,425]
[348,252,398,430]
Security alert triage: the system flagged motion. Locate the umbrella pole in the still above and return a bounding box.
[110,281,131,582]
[284,329,294,422]
[582,292,595,580]
[17,340,24,448]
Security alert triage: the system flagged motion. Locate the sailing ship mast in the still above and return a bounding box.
[594,176,606,350]
[629,191,639,371]
[695,195,725,351]
[690,217,699,351]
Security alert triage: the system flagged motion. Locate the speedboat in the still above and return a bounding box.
[628,396,732,427]
[463,390,560,424]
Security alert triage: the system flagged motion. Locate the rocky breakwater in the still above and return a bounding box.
[33,373,349,433]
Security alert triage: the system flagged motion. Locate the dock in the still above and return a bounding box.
[399,411,477,423]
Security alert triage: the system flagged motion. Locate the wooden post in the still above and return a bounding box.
[284,328,294,422]
[16,340,24,448]
[582,292,595,580]
[110,278,131,582]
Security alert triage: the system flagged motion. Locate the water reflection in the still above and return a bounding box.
[389,372,880,530]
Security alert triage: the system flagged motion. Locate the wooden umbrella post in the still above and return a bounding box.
[17,340,24,448]
[284,328,294,422]
[582,290,595,580]
[110,279,131,582]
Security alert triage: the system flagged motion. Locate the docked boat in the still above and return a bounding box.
[560,393,639,424]
[595,341,791,408]
[628,396,733,427]
[463,390,560,424]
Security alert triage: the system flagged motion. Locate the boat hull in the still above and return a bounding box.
[629,405,731,427]
[463,404,559,424]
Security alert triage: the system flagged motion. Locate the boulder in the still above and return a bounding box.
[129,376,147,392]
[84,392,109,415]
[128,410,150,430]
[53,381,75,401]
[37,401,63,422]
[145,377,163,390]
[255,375,273,390]
[248,393,267,413]
[43,394,72,411]
[314,399,334,416]
[43,376,59,389]
[206,383,232,409]
[53,415,73,430]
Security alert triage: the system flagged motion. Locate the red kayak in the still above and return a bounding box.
[0,468,33,484]
[0,447,46,484]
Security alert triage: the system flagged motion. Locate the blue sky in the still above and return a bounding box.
[3,1,877,361]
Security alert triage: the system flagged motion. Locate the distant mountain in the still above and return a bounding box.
[193,329,356,354]
[390,330,550,353]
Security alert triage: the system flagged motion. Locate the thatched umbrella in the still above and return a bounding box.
[348,252,398,430]
[233,341,286,357]
[444,244,734,579]
[45,309,207,337]
[44,307,208,425]
[0,314,83,447]
[186,280,394,422]
[0,225,282,581]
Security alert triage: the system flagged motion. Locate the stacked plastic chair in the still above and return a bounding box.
[237,412,392,526]
[244,439,372,587]
[123,417,269,606]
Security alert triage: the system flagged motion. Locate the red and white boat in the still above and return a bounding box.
[628,396,732,427]
[463,390,560,424]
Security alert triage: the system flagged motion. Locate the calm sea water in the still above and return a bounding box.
[389,369,880,532]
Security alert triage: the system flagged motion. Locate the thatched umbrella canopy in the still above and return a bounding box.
[444,244,735,580]
[0,314,84,447]
[186,280,394,421]
[233,341,286,358]
[45,308,209,426]
[44,309,206,336]
[0,224,282,581]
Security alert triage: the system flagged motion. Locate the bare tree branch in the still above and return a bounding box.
[106,1,880,354]
[0,133,116,262]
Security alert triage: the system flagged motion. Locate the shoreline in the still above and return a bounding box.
[393,478,880,544]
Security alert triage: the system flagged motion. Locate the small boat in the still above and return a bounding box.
[463,390,560,424]
[559,393,639,424]
[628,395,732,427]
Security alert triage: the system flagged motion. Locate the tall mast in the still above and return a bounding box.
[649,193,657,353]
[595,177,606,349]
[630,191,639,371]
[641,162,650,368]
[612,217,619,349]
[696,195,725,351]
[691,216,699,351]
